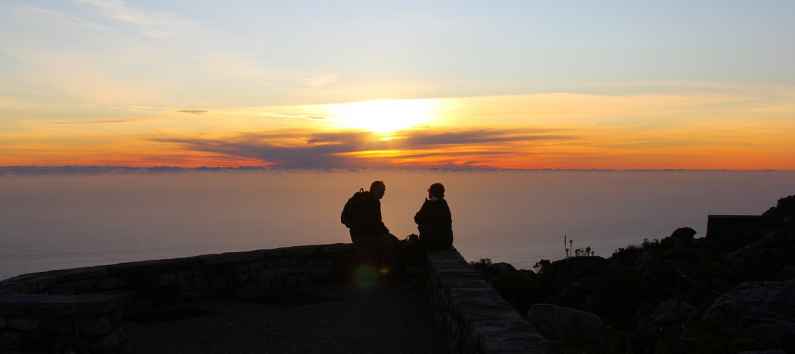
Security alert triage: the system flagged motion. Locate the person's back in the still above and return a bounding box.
[346,191,389,243]
[414,183,453,251]
[342,188,389,245]
[341,181,401,274]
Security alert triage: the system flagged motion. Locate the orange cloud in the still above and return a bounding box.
[3,91,794,170]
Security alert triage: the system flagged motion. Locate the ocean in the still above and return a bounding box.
[1,170,793,280]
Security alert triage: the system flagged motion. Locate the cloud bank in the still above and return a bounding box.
[154,129,577,169]
[178,110,208,115]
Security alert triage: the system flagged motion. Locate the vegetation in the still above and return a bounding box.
[472,195,795,354]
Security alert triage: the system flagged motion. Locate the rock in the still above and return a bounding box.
[775,266,795,281]
[703,280,795,323]
[730,229,795,262]
[491,262,516,275]
[96,277,125,291]
[235,283,267,300]
[545,256,607,292]
[78,317,113,337]
[473,261,518,282]
[651,299,696,325]
[633,299,695,354]
[699,280,795,351]
[40,317,76,335]
[90,329,126,352]
[528,304,605,347]
[670,227,697,243]
[8,317,37,331]
[0,330,22,350]
[725,229,795,282]
[763,195,795,225]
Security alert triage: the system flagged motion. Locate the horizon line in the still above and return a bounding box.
[1,165,793,176]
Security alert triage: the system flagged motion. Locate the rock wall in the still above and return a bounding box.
[0,293,128,354]
[1,244,551,354]
[0,244,354,353]
[426,248,548,354]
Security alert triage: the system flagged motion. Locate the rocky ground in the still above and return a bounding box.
[126,283,445,354]
[473,195,795,354]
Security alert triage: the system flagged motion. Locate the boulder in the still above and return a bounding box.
[670,227,697,244]
[762,195,795,226]
[490,262,516,275]
[634,299,696,354]
[729,230,795,281]
[775,266,795,281]
[544,256,607,294]
[528,304,605,347]
[650,299,696,326]
[698,280,795,352]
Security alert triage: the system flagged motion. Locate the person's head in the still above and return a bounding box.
[428,182,445,199]
[370,180,386,199]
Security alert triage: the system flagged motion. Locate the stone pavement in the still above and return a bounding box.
[126,283,447,354]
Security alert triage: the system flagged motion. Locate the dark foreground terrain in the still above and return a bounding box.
[127,283,444,354]
[475,195,795,354]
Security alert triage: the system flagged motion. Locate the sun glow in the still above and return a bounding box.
[326,99,439,134]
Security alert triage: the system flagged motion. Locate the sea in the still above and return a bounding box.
[2,170,794,280]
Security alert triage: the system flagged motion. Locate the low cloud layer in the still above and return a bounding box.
[0,166,264,176]
[53,119,133,125]
[154,129,577,169]
[178,110,208,115]
[398,129,574,148]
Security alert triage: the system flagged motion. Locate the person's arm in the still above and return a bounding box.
[415,200,429,224]
[442,200,452,224]
[376,200,390,234]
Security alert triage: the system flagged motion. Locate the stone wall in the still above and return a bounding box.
[426,248,549,354]
[1,244,550,354]
[0,293,128,353]
[0,244,354,353]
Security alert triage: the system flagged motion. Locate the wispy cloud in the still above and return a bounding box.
[254,112,326,121]
[75,0,194,38]
[304,74,339,88]
[0,166,264,176]
[19,5,112,33]
[397,129,574,148]
[155,132,370,169]
[154,129,577,169]
[178,110,208,115]
[52,119,133,125]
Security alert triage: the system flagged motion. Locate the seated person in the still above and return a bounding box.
[341,180,398,269]
[414,183,453,251]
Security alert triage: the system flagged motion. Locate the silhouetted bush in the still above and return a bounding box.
[474,194,795,354]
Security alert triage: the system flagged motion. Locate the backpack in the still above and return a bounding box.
[341,188,369,228]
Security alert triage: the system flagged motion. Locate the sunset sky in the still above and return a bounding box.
[2,0,794,170]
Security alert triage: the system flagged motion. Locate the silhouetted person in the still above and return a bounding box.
[341,180,398,271]
[414,183,453,251]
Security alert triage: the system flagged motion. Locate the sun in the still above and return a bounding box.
[326,99,439,134]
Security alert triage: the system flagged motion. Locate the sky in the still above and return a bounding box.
[2,0,794,170]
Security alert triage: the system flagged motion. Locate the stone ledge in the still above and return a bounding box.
[0,243,354,296]
[1,243,549,354]
[427,248,549,354]
[0,293,129,316]
[0,243,355,353]
[0,293,129,353]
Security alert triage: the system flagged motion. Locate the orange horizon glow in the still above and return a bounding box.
[3,92,795,171]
